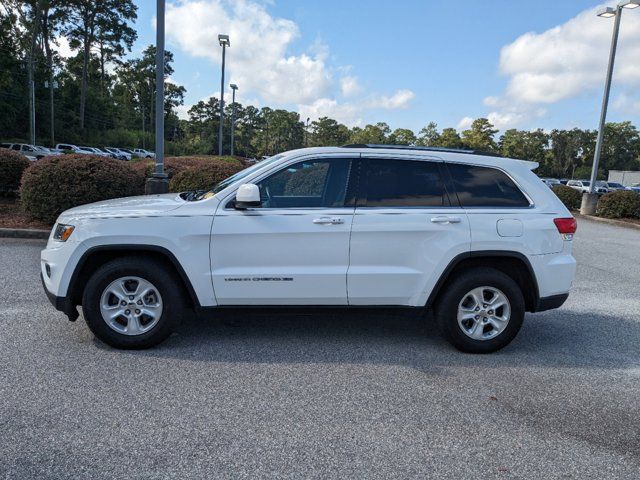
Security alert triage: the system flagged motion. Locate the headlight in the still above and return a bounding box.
[53,224,75,242]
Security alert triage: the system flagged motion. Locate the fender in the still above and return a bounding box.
[67,244,201,308]
[424,250,540,311]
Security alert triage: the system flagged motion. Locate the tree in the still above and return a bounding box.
[388,128,416,145]
[500,129,549,164]
[309,117,350,146]
[416,122,440,146]
[461,118,498,151]
[437,128,463,149]
[349,123,390,144]
[64,0,136,129]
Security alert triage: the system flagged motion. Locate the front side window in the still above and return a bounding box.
[256,158,351,208]
[447,163,530,207]
[361,158,447,207]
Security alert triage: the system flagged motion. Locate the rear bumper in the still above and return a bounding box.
[41,272,78,321]
[533,293,569,312]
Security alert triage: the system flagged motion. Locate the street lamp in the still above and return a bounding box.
[218,34,230,156]
[581,1,639,214]
[230,83,238,156]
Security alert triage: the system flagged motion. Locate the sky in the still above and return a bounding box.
[122,0,640,133]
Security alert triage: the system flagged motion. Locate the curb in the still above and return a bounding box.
[575,213,640,231]
[0,228,50,239]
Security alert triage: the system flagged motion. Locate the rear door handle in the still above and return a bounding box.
[430,216,461,224]
[313,217,344,225]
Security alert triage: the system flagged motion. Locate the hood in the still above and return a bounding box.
[59,193,185,221]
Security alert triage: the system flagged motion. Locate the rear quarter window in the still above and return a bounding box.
[447,163,530,208]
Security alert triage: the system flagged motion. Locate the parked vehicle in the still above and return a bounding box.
[35,146,62,157]
[541,178,561,188]
[628,183,640,193]
[104,147,132,161]
[132,148,155,158]
[8,143,40,161]
[603,182,626,191]
[55,143,95,155]
[559,179,569,185]
[41,145,577,353]
[1,143,14,149]
[566,179,607,194]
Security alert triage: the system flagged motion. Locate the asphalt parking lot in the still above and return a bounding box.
[1,218,639,479]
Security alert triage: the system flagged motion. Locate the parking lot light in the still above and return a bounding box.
[230,83,238,156]
[620,0,640,8]
[597,7,616,17]
[218,34,230,156]
[582,2,638,213]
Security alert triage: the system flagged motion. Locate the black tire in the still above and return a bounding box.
[435,267,525,354]
[81,257,184,349]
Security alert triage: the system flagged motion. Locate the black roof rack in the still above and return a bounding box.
[341,144,502,158]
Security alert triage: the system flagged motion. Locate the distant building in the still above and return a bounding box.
[608,170,640,186]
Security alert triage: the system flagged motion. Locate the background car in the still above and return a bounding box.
[8,143,40,161]
[104,147,132,160]
[628,183,640,193]
[55,143,95,155]
[35,146,62,157]
[603,181,626,191]
[131,148,155,158]
[541,178,561,188]
[566,179,608,194]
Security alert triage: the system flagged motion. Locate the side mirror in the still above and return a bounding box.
[235,184,261,209]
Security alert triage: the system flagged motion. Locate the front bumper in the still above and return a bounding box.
[533,293,569,312]
[41,272,78,321]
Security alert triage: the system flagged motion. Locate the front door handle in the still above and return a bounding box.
[313,217,344,225]
[430,216,462,224]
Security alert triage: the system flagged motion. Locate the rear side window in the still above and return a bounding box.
[361,158,447,207]
[447,163,530,207]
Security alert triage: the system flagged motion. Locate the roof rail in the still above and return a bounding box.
[340,144,502,158]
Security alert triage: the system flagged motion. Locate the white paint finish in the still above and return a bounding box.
[210,208,353,305]
[41,146,577,312]
[347,208,471,305]
[497,218,523,237]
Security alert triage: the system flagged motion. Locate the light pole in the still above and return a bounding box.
[581,0,639,214]
[230,83,238,156]
[218,34,230,156]
[145,0,169,194]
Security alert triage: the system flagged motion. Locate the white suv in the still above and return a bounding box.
[41,146,577,353]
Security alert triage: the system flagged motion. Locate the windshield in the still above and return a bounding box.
[207,154,286,195]
[608,183,623,188]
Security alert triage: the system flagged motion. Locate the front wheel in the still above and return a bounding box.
[82,257,184,349]
[435,268,525,353]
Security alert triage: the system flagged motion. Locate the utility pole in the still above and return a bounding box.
[230,83,238,156]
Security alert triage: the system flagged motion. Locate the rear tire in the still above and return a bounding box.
[435,267,525,353]
[82,257,184,349]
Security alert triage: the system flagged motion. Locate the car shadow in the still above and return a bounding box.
[102,308,640,372]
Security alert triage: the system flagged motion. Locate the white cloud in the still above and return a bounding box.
[340,76,362,97]
[613,92,640,115]
[166,0,331,105]
[480,1,640,129]
[298,89,415,127]
[52,36,74,58]
[457,116,474,130]
[166,0,414,126]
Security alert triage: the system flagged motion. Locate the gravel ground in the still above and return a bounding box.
[0,217,639,479]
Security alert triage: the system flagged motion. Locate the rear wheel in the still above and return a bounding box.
[82,257,184,349]
[435,268,525,353]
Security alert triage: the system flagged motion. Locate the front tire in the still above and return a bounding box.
[82,257,184,349]
[435,268,525,353]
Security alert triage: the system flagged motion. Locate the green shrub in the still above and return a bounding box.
[169,161,244,192]
[597,190,640,219]
[551,184,582,210]
[0,148,31,195]
[131,155,243,180]
[20,154,141,223]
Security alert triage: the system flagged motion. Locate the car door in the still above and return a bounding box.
[347,155,471,306]
[210,154,358,305]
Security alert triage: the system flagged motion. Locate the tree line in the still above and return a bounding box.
[2,1,639,178]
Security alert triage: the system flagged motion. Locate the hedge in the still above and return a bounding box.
[551,184,582,211]
[597,190,640,219]
[169,160,244,192]
[0,148,31,195]
[20,154,141,223]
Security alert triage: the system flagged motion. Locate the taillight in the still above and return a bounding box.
[554,217,577,240]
